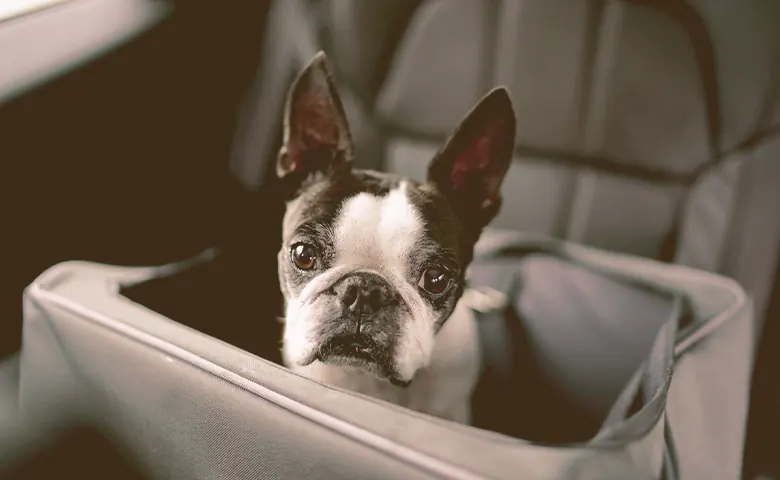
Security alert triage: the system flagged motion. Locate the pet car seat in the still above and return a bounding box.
[16,229,752,479]
[8,0,780,479]
[232,0,780,477]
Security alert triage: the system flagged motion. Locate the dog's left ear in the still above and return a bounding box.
[427,87,516,230]
[277,51,353,181]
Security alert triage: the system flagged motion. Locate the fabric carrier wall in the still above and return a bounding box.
[18,229,752,480]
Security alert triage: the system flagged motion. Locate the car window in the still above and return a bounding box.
[0,0,70,23]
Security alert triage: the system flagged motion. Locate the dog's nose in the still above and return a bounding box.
[334,273,394,315]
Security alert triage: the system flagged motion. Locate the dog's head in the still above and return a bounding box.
[277,52,515,386]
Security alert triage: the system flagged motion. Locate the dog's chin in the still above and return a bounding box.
[304,334,412,388]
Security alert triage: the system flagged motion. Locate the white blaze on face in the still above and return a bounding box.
[333,181,421,271]
[331,181,436,380]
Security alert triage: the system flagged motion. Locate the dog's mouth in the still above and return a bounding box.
[312,334,410,387]
[316,333,383,364]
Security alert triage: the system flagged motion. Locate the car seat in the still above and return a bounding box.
[229,0,780,477]
[3,0,779,478]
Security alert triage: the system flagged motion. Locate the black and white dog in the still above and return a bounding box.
[276,52,515,424]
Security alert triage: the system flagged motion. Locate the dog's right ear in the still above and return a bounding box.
[427,88,516,231]
[277,51,353,181]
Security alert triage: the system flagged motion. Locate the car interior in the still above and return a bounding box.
[1,0,779,478]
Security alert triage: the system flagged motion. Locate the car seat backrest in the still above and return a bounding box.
[318,0,780,337]
[230,0,780,394]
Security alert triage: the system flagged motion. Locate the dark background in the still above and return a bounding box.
[1,1,279,359]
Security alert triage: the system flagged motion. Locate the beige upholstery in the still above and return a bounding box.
[308,0,780,341]
[227,2,780,476]
[234,1,780,331]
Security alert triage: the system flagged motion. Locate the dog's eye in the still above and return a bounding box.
[418,266,451,296]
[291,243,318,270]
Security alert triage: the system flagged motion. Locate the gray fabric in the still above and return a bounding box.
[385,138,686,258]
[676,135,780,341]
[325,0,420,100]
[0,354,43,472]
[228,0,780,328]
[375,0,492,137]
[229,0,319,191]
[307,0,780,327]
[476,230,755,480]
[376,0,712,171]
[17,231,752,479]
[687,0,780,151]
[713,138,780,340]
[675,156,745,273]
[386,139,576,237]
[467,253,677,417]
[371,0,707,256]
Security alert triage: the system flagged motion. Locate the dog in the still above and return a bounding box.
[276,52,515,424]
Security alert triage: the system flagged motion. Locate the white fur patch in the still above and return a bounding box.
[332,181,422,273]
[332,181,436,380]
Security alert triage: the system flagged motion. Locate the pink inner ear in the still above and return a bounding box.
[296,100,341,146]
[449,121,503,191]
[286,94,342,172]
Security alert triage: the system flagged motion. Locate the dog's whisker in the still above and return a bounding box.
[415,337,425,359]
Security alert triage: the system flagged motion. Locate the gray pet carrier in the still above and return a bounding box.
[18,229,752,479]
[13,0,778,477]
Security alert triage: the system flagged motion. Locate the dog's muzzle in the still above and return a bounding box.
[309,272,410,384]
